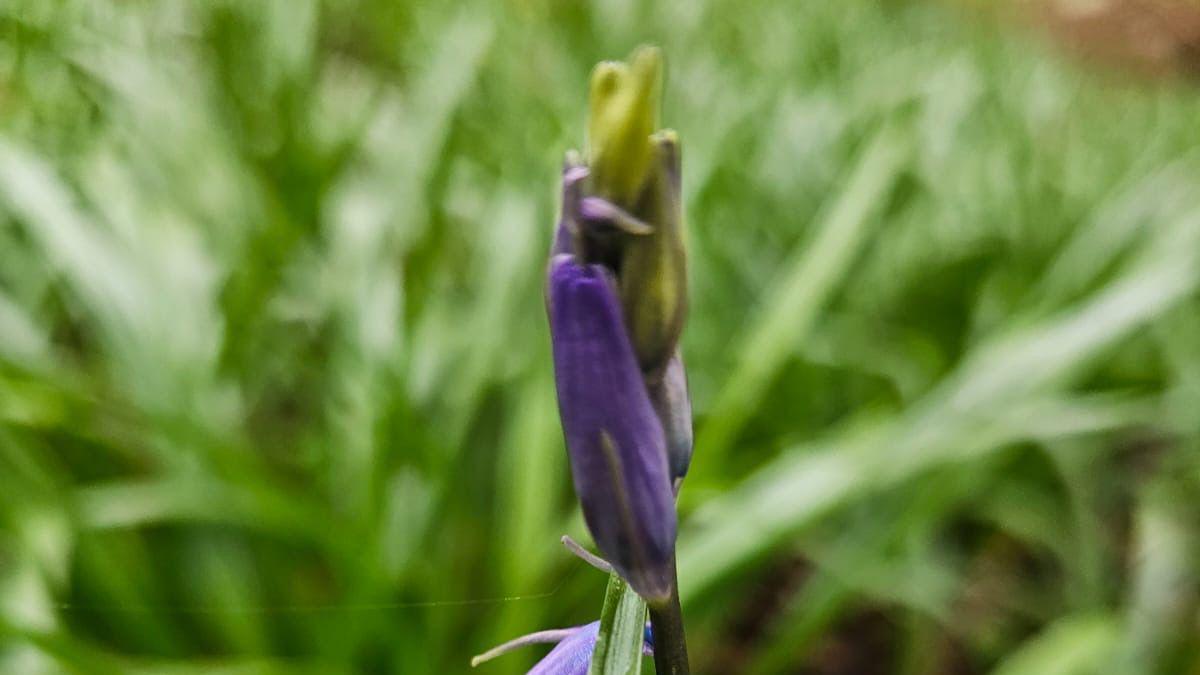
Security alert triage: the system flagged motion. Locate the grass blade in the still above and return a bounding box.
[695,123,909,469]
[589,573,646,675]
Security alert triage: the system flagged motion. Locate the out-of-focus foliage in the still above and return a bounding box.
[0,1,1198,673]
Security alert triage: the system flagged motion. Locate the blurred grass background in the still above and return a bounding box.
[2,0,1199,673]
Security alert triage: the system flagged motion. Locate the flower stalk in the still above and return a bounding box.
[646,558,689,675]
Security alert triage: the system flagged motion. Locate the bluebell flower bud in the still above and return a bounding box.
[546,254,677,602]
[552,150,693,488]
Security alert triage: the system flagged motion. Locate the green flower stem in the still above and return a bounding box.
[647,557,689,675]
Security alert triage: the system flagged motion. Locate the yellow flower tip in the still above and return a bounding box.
[628,45,663,101]
[652,128,678,147]
[586,46,665,207]
[651,129,681,179]
[588,61,625,106]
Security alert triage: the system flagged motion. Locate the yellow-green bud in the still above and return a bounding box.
[618,130,686,377]
[586,46,662,208]
[575,46,687,377]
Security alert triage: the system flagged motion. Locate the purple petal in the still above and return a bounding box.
[578,196,653,235]
[526,622,599,675]
[546,256,677,602]
[555,161,642,270]
[551,160,589,257]
[524,622,654,674]
[551,219,574,258]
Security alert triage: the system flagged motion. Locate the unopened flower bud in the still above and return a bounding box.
[546,254,677,602]
[647,349,693,485]
[571,47,688,378]
[616,130,686,378]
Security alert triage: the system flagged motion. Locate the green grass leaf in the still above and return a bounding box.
[589,573,646,675]
[694,122,909,470]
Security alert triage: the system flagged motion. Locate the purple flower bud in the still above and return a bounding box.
[555,143,687,379]
[546,254,677,602]
[551,160,694,489]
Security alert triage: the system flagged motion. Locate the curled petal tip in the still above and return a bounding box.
[563,164,588,186]
[578,196,653,235]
